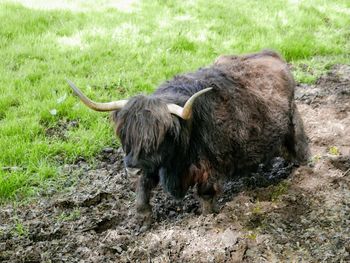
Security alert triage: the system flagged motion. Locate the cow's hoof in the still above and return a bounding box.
[135,206,152,232]
[200,199,219,215]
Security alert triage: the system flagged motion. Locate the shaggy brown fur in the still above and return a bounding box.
[111,50,309,228]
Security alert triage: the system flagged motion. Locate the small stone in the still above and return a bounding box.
[103,147,114,153]
[69,120,79,127]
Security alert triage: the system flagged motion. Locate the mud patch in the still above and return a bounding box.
[43,119,79,140]
[1,65,350,262]
[296,64,350,107]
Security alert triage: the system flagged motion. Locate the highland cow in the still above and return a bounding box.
[68,50,309,230]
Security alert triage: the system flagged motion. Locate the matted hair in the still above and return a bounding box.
[112,95,180,159]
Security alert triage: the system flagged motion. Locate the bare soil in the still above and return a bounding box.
[1,65,349,263]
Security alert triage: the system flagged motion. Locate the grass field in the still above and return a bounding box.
[0,0,349,201]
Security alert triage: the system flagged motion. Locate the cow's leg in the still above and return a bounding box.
[196,179,220,215]
[285,103,310,165]
[292,105,310,164]
[135,172,159,231]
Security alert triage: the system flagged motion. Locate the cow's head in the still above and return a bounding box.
[67,80,211,174]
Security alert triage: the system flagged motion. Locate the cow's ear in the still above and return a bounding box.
[113,108,122,115]
[110,110,122,125]
[168,116,181,139]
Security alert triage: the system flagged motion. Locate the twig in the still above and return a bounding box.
[342,167,350,177]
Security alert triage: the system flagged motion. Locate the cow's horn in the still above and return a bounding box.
[67,79,128,111]
[167,87,212,120]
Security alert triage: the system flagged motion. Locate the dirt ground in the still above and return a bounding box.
[1,65,349,263]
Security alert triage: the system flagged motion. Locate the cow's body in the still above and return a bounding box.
[70,50,309,230]
[113,50,309,228]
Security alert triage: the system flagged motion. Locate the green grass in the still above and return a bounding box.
[0,0,349,201]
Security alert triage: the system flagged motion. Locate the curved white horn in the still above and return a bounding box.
[67,79,128,112]
[167,87,212,120]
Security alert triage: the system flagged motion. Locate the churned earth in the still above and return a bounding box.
[1,65,349,262]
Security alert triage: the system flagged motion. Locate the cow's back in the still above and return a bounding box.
[191,51,297,176]
[215,50,295,105]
